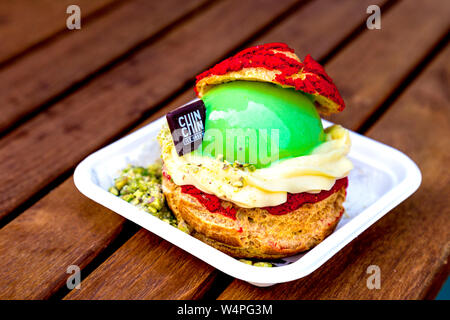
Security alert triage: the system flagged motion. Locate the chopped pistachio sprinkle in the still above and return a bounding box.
[108,163,178,227]
[253,262,273,268]
[110,161,276,267]
[239,259,273,267]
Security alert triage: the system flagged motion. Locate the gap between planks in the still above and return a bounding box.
[65,0,449,300]
[64,0,420,300]
[0,0,124,69]
[0,0,308,221]
[60,1,405,299]
[356,29,449,134]
[0,0,217,228]
[0,0,446,300]
[2,1,310,295]
[217,44,450,299]
[0,0,216,137]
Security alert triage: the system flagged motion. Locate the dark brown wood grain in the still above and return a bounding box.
[325,0,450,130]
[64,229,218,300]
[0,0,382,299]
[0,0,118,64]
[247,0,389,60]
[0,0,447,301]
[0,177,125,299]
[217,45,450,300]
[0,0,300,221]
[63,0,449,300]
[62,0,447,300]
[0,0,208,134]
[0,92,192,300]
[0,0,301,299]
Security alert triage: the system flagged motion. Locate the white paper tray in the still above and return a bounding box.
[74,116,421,287]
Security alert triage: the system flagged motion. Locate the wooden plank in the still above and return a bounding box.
[0,0,301,299]
[0,0,384,300]
[247,0,390,61]
[217,44,450,300]
[3,0,446,300]
[62,0,398,300]
[0,92,192,300]
[0,177,125,299]
[0,0,391,220]
[0,0,209,134]
[65,229,218,300]
[0,0,301,220]
[0,0,118,64]
[325,0,450,129]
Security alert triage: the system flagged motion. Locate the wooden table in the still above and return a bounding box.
[0,0,448,300]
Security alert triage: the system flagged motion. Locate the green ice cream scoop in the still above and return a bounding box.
[197,81,325,168]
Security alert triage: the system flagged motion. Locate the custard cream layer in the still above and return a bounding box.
[158,123,353,208]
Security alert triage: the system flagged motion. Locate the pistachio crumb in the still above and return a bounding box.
[239,259,253,265]
[253,262,273,267]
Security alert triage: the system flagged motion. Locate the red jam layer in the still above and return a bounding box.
[179,177,348,219]
[263,177,348,215]
[195,42,345,111]
[180,185,238,220]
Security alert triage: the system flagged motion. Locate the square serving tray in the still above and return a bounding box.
[74,115,421,287]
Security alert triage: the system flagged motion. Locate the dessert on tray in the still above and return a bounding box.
[157,43,353,259]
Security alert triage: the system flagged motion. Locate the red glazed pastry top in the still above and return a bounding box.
[195,43,345,114]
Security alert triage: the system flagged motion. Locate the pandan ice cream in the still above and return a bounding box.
[199,80,325,168]
[158,43,353,259]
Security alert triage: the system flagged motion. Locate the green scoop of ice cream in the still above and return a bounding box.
[197,81,325,168]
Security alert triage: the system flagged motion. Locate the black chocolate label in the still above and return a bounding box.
[166,100,206,156]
